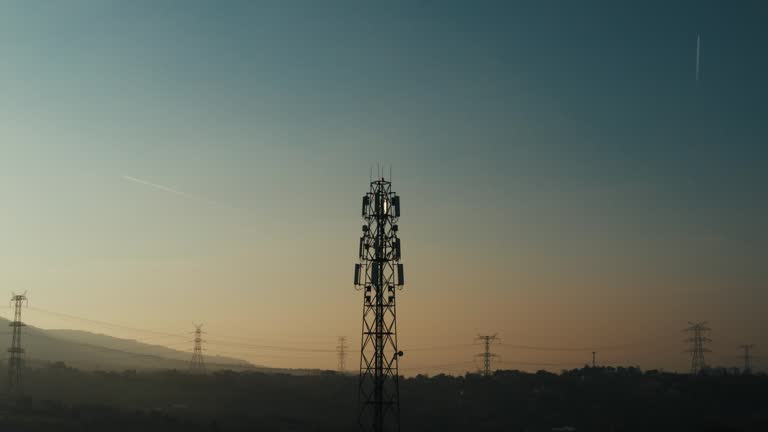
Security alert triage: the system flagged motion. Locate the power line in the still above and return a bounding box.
[23,305,689,375]
[408,342,636,353]
[23,329,255,371]
[199,333,337,347]
[421,340,669,354]
[12,307,331,370]
[9,316,316,367]
[496,360,578,367]
[209,350,321,361]
[405,344,474,352]
[399,361,476,372]
[498,343,634,352]
[24,305,651,358]
[26,306,337,354]
[27,306,188,340]
[205,339,336,353]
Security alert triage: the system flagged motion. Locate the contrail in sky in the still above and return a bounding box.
[123,175,236,210]
[123,175,196,199]
[696,33,701,82]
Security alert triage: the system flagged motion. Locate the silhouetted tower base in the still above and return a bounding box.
[8,292,28,394]
[354,176,405,432]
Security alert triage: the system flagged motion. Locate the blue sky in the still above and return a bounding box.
[0,1,766,373]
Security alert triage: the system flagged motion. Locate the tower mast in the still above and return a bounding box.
[354,176,405,432]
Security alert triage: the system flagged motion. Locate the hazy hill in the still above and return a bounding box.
[0,316,255,372]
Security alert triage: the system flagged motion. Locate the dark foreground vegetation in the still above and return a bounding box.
[0,365,766,431]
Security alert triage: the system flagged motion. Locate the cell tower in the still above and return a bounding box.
[337,336,348,373]
[476,334,499,377]
[353,175,405,432]
[189,323,206,374]
[684,321,711,374]
[8,292,28,394]
[740,344,754,375]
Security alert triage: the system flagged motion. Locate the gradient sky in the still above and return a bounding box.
[1,1,767,374]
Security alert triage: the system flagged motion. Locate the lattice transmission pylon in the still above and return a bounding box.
[353,175,405,432]
[684,321,711,374]
[740,344,754,375]
[337,336,348,373]
[476,334,499,377]
[8,292,28,394]
[190,323,206,374]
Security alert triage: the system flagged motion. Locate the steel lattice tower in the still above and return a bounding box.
[337,336,348,373]
[8,292,28,394]
[740,344,754,375]
[684,321,711,374]
[189,323,206,374]
[353,176,405,432]
[476,334,499,377]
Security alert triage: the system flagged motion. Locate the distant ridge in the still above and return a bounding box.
[0,316,255,372]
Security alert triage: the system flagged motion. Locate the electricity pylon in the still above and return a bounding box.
[740,344,754,375]
[476,334,499,377]
[337,336,348,373]
[684,321,711,374]
[8,292,28,394]
[190,323,206,374]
